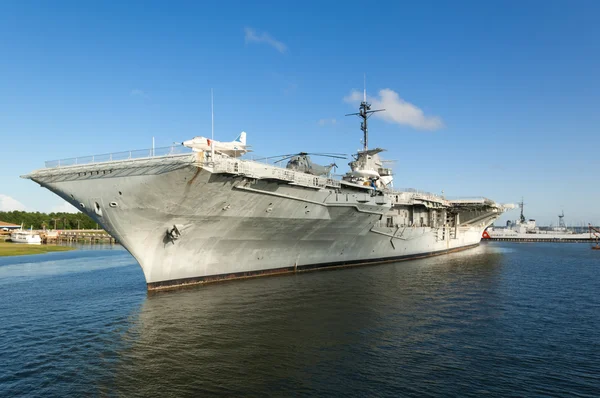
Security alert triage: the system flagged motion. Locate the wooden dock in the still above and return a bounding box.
[41,229,117,244]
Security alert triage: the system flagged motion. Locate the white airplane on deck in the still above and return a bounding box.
[182,132,250,157]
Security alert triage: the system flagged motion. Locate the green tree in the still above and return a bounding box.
[0,211,98,230]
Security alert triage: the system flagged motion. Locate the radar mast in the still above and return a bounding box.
[519,198,526,223]
[345,75,385,151]
[558,211,566,229]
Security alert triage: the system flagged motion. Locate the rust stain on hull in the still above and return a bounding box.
[187,168,202,186]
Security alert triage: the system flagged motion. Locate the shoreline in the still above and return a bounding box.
[0,241,76,257]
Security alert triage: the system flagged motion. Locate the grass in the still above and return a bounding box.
[0,241,75,257]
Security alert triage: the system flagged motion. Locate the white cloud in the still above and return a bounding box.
[51,201,79,214]
[130,89,147,98]
[0,194,27,211]
[343,88,444,131]
[244,27,287,54]
[318,118,337,126]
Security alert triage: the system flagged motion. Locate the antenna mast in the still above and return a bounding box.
[211,88,214,160]
[345,75,385,151]
[363,73,367,102]
[519,198,526,223]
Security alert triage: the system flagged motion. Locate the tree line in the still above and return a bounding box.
[0,211,99,230]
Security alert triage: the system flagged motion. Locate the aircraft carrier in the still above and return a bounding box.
[23,97,511,290]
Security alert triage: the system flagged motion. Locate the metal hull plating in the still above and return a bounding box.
[26,154,502,290]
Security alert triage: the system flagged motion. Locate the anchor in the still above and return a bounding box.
[165,225,181,245]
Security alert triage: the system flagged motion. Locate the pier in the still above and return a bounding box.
[485,237,594,243]
[41,229,117,244]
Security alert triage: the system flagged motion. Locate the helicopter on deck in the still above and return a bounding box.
[271,152,347,177]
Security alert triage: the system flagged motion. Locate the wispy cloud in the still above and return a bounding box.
[318,118,337,126]
[0,194,27,211]
[244,27,287,54]
[51,201,79,214]
[344,88,444,131]
[130,89,147,98]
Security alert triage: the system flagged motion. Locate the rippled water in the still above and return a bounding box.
[1,243,599,397]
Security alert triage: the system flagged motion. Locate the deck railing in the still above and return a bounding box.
[44,145,193,168]
[43,146,296,168]
[42,149,492,204]
[447,197,495,205]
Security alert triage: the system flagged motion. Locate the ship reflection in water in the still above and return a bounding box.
[1,244,599,397]
[111,244,597,397]
[121,247,504,395]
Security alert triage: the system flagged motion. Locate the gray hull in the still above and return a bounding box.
[486,228,595,241]
[26,154,504,290]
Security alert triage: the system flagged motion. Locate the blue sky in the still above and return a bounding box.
[1,0,599,225]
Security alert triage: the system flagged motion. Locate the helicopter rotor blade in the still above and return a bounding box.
[270,152,348,163]
[305,153,347,159]
[273,155,297,164]
[309,152,347,156]
[262,153,299,161]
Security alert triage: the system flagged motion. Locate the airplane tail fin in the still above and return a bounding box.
[236,131,247,145]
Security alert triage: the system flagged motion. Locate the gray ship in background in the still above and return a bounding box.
[24,93,511,290]
[484,200,597,242]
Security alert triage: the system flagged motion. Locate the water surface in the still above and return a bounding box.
[0,243,599,397]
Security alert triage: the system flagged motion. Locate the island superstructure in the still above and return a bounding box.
[23,97,511,290]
